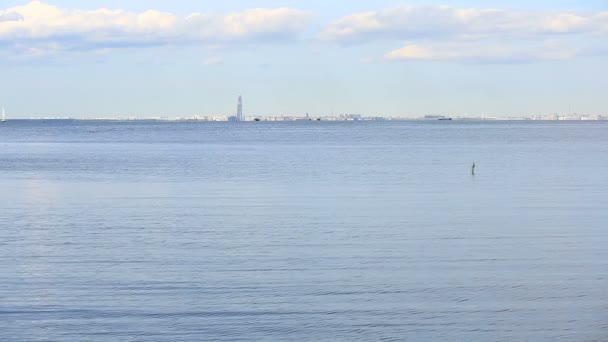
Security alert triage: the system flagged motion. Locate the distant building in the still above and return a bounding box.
[237,95,244,121]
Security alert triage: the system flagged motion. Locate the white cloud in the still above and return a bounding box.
[385,44,433,59]
[595,12,608,32]
[0,11,23,22]
[321,5,605,43]
[385,41,577,63]
[321,5,608,62]
[0,1,313,55]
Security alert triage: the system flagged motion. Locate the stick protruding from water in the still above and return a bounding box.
[471,162,476,176]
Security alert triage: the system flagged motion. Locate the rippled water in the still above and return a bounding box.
[1,120,607,341]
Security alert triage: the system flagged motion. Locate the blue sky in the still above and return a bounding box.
[1,0,607,118]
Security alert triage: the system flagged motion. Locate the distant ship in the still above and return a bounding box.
[425,115,452,121]
[1,108,6,123]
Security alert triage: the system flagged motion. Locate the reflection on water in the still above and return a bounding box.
[1,121,607,341]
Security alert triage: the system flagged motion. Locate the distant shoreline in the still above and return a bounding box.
[3,118,607,123]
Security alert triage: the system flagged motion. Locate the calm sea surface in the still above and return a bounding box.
[1,120,607,341]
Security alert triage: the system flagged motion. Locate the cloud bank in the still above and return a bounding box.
[2,2,608,63]
[321,5,607,42]
[321,5,608,62]
[0,1,313,56]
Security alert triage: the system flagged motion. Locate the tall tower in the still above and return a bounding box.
[237,96,243,121]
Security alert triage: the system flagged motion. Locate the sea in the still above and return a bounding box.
[1,120,607,341]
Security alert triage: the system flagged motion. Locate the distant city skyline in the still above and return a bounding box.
[1,0,608,118]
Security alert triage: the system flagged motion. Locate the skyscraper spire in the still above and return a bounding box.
[237,96,243,122]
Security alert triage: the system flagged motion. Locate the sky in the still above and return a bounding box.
[1,0,607,118]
